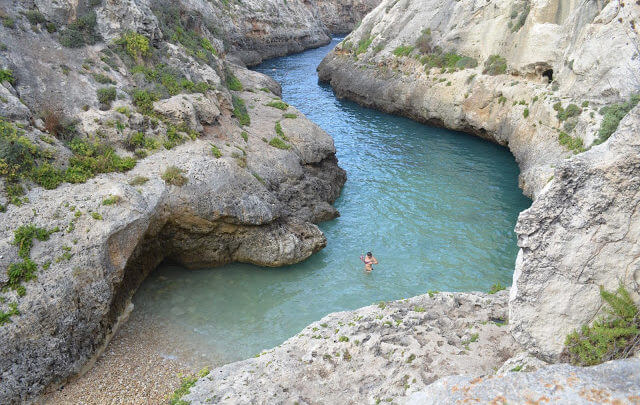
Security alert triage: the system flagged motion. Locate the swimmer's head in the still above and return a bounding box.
[366,252,372,257]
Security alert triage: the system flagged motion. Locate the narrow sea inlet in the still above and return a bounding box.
[132,38,531,367]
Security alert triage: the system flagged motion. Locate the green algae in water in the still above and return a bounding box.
[132,38,531,366]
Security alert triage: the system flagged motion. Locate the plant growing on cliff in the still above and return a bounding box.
[266,100,289,110]
[594,94,640,145]
[558,131,585,154]
[563,285,640,366]
[59,12,101,48]
[553,103,582,122]
[226,71,243,91]
[117,32,150,61]
[268,136,291,150]
[162,166,188,186]
[483,55,507,75]
[232,96,250,126]
[0,302,20,325]
[356,35,374,55]
[132,90,159,115]
[508,0,530,32]
[169,368,210,405]
[0,68,15,85]
[393,45,414,57]
[96,87,116,107]
[489,283,506,294]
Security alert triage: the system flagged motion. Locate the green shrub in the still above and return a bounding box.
[25,10,46,25]
[339,336,349,342]
[91,212,103,220]
[132,90,159,115]
[420,49,476,71]
[162,166,187,186]
[268,137,290,150]
[556,103,581,122]
[0,302,19,325]
[393,45,414,57]
[483,55,507,75]
[564,285,639,366]
[275,121,287,140]
[240,131,248,142]
[13,224,54,259]
[489,283,506,294]
[97,87,117,107]
[595,94,640,145]
[31,163,64,190]
[523,108,529,118]
[128,175,149,186]
[2,16,15,29]
[168,368,210,405]
[356,35,374,55]
[558,131,585,154]
[64,137,136,183]
[232,96,250,126]
[92,73,115,84]
[283,113,297,119]
[226,72,243,91]
[102,195,122,205]
[509,1,530,32]
[59,12,101,48]
[266,100,289,110]
[0,69,16,84]
[118,32,150,61]
[210,144,222,158]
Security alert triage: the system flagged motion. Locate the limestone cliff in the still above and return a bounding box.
[318,0,640,360]
[0,0,353,402]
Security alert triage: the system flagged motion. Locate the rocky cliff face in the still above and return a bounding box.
[318,0,640,360]
[0,0,352,402]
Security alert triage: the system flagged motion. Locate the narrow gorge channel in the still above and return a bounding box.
[130,38,531,367]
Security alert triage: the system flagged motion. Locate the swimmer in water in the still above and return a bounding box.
[360,252,378,272]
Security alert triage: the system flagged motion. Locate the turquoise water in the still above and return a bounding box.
[132,38,531,366]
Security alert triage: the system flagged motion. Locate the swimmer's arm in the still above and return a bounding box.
[372,257,378,264]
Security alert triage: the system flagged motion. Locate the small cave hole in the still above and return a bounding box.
[542,69,553,83]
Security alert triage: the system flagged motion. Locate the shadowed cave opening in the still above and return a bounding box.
[542,69,553,82]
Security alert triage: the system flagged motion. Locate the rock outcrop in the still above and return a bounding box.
[406,358,640,405]
[318,0,640,360]
[183,291,521,404]
[315,0,382,34]
[0,0,351,402]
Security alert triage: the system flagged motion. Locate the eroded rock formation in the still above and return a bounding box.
[0,0,353,402]
[318,0,640,360]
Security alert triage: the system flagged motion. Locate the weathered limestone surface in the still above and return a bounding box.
[510,106,640,360]
[184,291,521,404]
[315,0,381,34]
[318,0,640,360]
[406,358,640,405]
[0,0,352,402]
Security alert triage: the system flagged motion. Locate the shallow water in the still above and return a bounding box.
[132,38,531,366]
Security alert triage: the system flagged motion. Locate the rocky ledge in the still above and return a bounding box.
[184,291,522,404]
[318,0,640,361]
